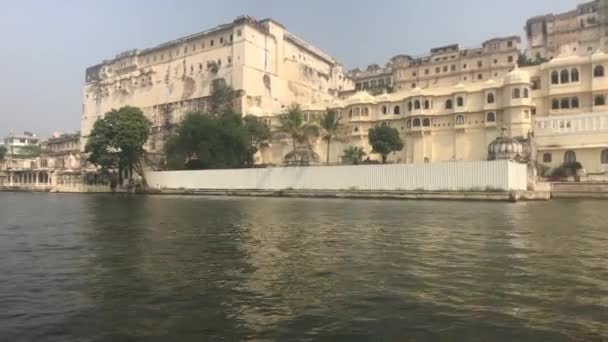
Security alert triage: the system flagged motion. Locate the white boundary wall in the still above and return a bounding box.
[146,160,527,192]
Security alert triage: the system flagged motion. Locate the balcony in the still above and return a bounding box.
[535,112,608,137]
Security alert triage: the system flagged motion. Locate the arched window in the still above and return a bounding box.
[561,98,570,109]
[551,71,559,84]
[354,107,361,116]
[394,105,401,115]
[560,69,570,83]
[486,112,496,122]
[601,150,608,164]
[594,65,605,77]
[363,107,370,116]
[595,95,606,106]
[382,105,388,115]
[552,99,560,110]
[571,97,579,108]
[445,99,453,109]
[422,118,430,127]
[424,100,430,109]
[456,96,464,107]
[487,93,495,104]
[523,88,529,98]
[408,101,413,111]
[406,119,412,128]
[564,150,576,163]
[571,68,579,82]
[348,108,353,118]
[512,88,521,99]
[455,115,465,125]
[414,100,421,109]
[413,118,421,127]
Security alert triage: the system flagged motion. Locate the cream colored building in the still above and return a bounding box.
[82,16,353,155]
[525,0,608,60]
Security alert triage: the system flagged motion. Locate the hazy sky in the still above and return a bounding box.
[0,0,576,138]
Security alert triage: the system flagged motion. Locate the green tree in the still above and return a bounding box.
[85,106,151,184]
[368,126,404,163]
[278,105,319,153]
[243,115,271,167]
[341,146,366,165]
[517,51,549,67]
[164,112,249,170]
[319,109,343,164]
[0,145,7,161]
[210,78,236,115]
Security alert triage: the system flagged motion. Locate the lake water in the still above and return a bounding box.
[0,192,607,341]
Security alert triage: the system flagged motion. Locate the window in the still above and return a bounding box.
[424,100,430,109]
[382,105,388,115]
[532,79,540,90]
[408,101,413,111]
[601,150,608,164]
[512,88,521,99]
[487,112,496,122]
[571,68,580,82]
[354,127,359,132]
[543,153,552,163]
[552,99,560,110]
[363,107,370,116]
[394,105,401,115]
[564,150,577,163]
[228,57,232,64]
[456,96,464,107]
[210,40,214,46]
[561,98,570,109]
[560,69,570,83]
[443,66,448,72]
[406,119,412,128]
[414,100,421,109]
[423,118,431,127]
[230,34,234,42]
[455,115,465,125]
[220,37,224,44]
[412,71,417,77]
[478,73,483,80]
[381,122,388,127]
[436,67,440,73]
[507,40,513,47]
[595,95,606,106]
[494,59,498,64]
[551,71,559,84]
[463,63,467,69]
[411,83,416,89]
[508,56,514,63]
[487,93,495,104]
[445,99,453,109]
[594,65,605,77]
[237,29,242,37]
[425,69,429,75]
[451,64,456,71]
[413,118,421,127]
[477,61,483,68]
[571,97,579,108]
[523,88,529,98]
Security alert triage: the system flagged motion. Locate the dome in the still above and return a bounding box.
[503,66,530,85]
[487,129,524,161]
[345,91,376,105]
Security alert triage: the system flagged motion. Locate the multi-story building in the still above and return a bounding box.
[525,0,608,60]
[348,63,393,94]
[40,132,81,170]
[2,132,39,157]
[391,37,521,91]
[82,16,353,154]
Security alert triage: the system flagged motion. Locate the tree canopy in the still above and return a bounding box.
[319,110,343,164]
[243,115,271,167]
[85,106,150,182]
[341,146,366,165]
[277,105,319,153]
[368,126,404,163]
[0,145,7,161]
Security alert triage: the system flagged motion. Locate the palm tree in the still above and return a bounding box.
[278,105,319,153]
[341,146,366,165]
[319,109,343,164]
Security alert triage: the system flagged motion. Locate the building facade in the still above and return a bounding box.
[3,132,39,157]
[82,16,354,155]
[525,0,608,60]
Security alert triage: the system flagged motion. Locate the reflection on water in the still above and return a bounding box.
[0,193,607,341]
